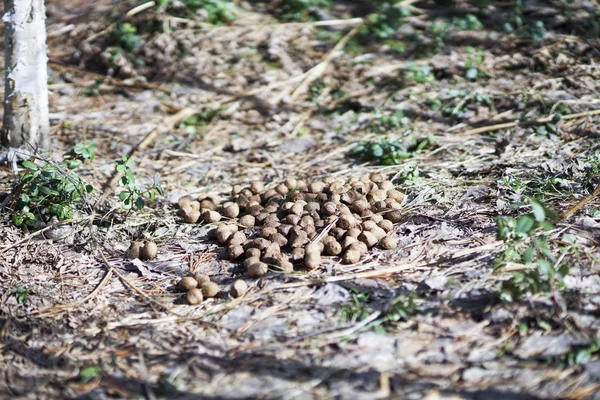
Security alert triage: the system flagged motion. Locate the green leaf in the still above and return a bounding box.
[531,201,545,222]
[16,287,30,304]
[125,169,136,186]
[537,258,553,276]
[121,197,132,210]
[22,160,38,170]
[41,165,59,173]
[13,214,24,226]
[516,216,534,235]
[135,197,145,211]
[575,349,591,364]
[67,160,80,170]
[21,172,36,183]
[465,68,478,80]
[41,187,59,196]
[63,182,77,193]
[523,246,535,264]
[79,366,101,383]
[538,246,557,263]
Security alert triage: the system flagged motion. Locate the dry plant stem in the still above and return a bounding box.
[459,108,600,136]
[561,182,600,219]
[290,22,363,101]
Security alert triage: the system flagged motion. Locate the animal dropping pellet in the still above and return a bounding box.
[231,280,248,298]
[304,242,322,270]
[178,277,198,291]
[227,244,244,260]
[222,202,240,218]
[201,282,220,298]
[216,225,233,244]
[140,241,158,260]
[248,262,268,277]
[186,288,203,305]
[194,273,210,285]
[343,248,361,264]
[380,235,398,250]
[203,210,222,223]
[127,241,143,260]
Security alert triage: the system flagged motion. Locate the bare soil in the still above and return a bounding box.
[1,1,600,399]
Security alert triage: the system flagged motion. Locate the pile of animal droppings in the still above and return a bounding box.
[177,173,404,280]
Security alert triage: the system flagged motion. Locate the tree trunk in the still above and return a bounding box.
[2,0,50,151]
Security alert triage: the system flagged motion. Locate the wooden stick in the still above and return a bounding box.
[562,183,600,220]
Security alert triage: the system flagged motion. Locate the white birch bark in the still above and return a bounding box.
[2,0,50,152]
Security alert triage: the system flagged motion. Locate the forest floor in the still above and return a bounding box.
[1,0,600,399]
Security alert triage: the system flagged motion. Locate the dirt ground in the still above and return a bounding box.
[1,0,600,399]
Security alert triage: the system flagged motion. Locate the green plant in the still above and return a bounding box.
[308,79,326,102]
[15,286,31,304]
[395,163,420,185]
[352,132,436,166]
[495,201,570,303]
[278,0,333,21]
[339,292,419,334]
[115,156,164,211]
[82,80,103,97]
[178,109,220,133]
[498,175,525,192]
[452,13,483,31]
[339,290,371,324]
[352,138,410,166]
[384,40,406,54]
[374,294,418,326]
[12,142,96,227]
[464,46,487,80]
[429,21,450,51]
[558,337,600,368]
[527,20,547,41]
[110,23,142,51]
[369,110,411,133]
[584,150,600,190]
[534,114,562,137]
[79,366,102,383]
[363,3,411,39]
[503,1,546,41]
[404,65,435,84]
